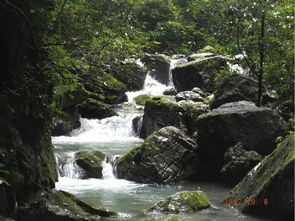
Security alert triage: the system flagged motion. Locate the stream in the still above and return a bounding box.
[52,60,273,221]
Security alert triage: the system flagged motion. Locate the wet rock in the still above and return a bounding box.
[132,116,143,136]
[211,74,258,109]
[52,106,81,136]
[82,73,127,104]
[163,88,178,96]
[220,142,263,185]
[112,60,147,91]
[17,190,116,221]
[226,133,294,220]
[172,56,228,93]
[141,54,171,85]
[175,91,204,102]
[116,127,199,184]
[134,94,152,106]
[144,216,185,221]
[196,101,286,179]
[191,87,206,97]
[139,96,185,139]
[75,150,106,179]
[78,98,118,119]
[177,101,208,136]
[147,191,210,214]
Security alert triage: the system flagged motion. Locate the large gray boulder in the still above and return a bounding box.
[116,127,199,184]
[220,142,263,185]
[226,133,294,220]
[75,150,106,179]
[172,56,228,92]
[139,96,185,139]
[211,74,258,109]
[141,54,171,85]
[147,191,211,214]
[17,190,116,221]
[196,101,286,179]
[139,96,208,139]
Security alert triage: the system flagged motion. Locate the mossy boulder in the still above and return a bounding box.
[111,60,147,91]
[141,54,171,85]
[134,94,152,106]
[75,150,106,179]
[116,127,199,184]
[78,98,118,119]
[139,96,185,139]
[144,216,185,221]
[226,133,294,220]
[82,73,127,104]
[17,190,117,221]
[211,74,258,109]
[147,191,211,214]
[220,142,263,185]
[196,101,286,179]
[172,55,228,92]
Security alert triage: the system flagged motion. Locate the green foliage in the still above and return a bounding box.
[43,0,293,111]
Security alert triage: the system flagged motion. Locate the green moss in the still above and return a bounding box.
[134,94,151,106]
[75,151,105,165]
[47,190,117,218]
[116,144,143,165]
[179,191,211,211]
[146,96,180,111]
[100,74,126,91]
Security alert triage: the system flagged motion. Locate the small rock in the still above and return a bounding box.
[163,88,178,96]
[75,150,106,179]
[175,91,204,102]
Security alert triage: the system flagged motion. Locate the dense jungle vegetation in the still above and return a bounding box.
[38,0,293,112]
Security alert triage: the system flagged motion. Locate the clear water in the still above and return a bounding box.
[52,60,273,221]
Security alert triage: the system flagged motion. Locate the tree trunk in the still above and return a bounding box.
[257,11,265,107]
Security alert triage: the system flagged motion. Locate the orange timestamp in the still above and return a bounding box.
[224,198,269,206]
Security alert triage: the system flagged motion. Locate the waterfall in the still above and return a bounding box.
[102,158,116,179]
[53,56,182,186]
[55,152,83,179]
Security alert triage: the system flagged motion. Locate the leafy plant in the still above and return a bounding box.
[0,163,10,186]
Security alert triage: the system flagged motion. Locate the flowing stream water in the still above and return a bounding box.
[52,60,273,221]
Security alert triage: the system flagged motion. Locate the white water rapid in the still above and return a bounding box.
[52,57,259,221]
[53,58,181,190]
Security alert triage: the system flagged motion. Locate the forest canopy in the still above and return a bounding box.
[22,0,294,111]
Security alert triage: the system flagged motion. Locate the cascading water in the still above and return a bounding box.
[52,57,262,221]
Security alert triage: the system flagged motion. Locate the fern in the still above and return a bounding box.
[0,163,10,186]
